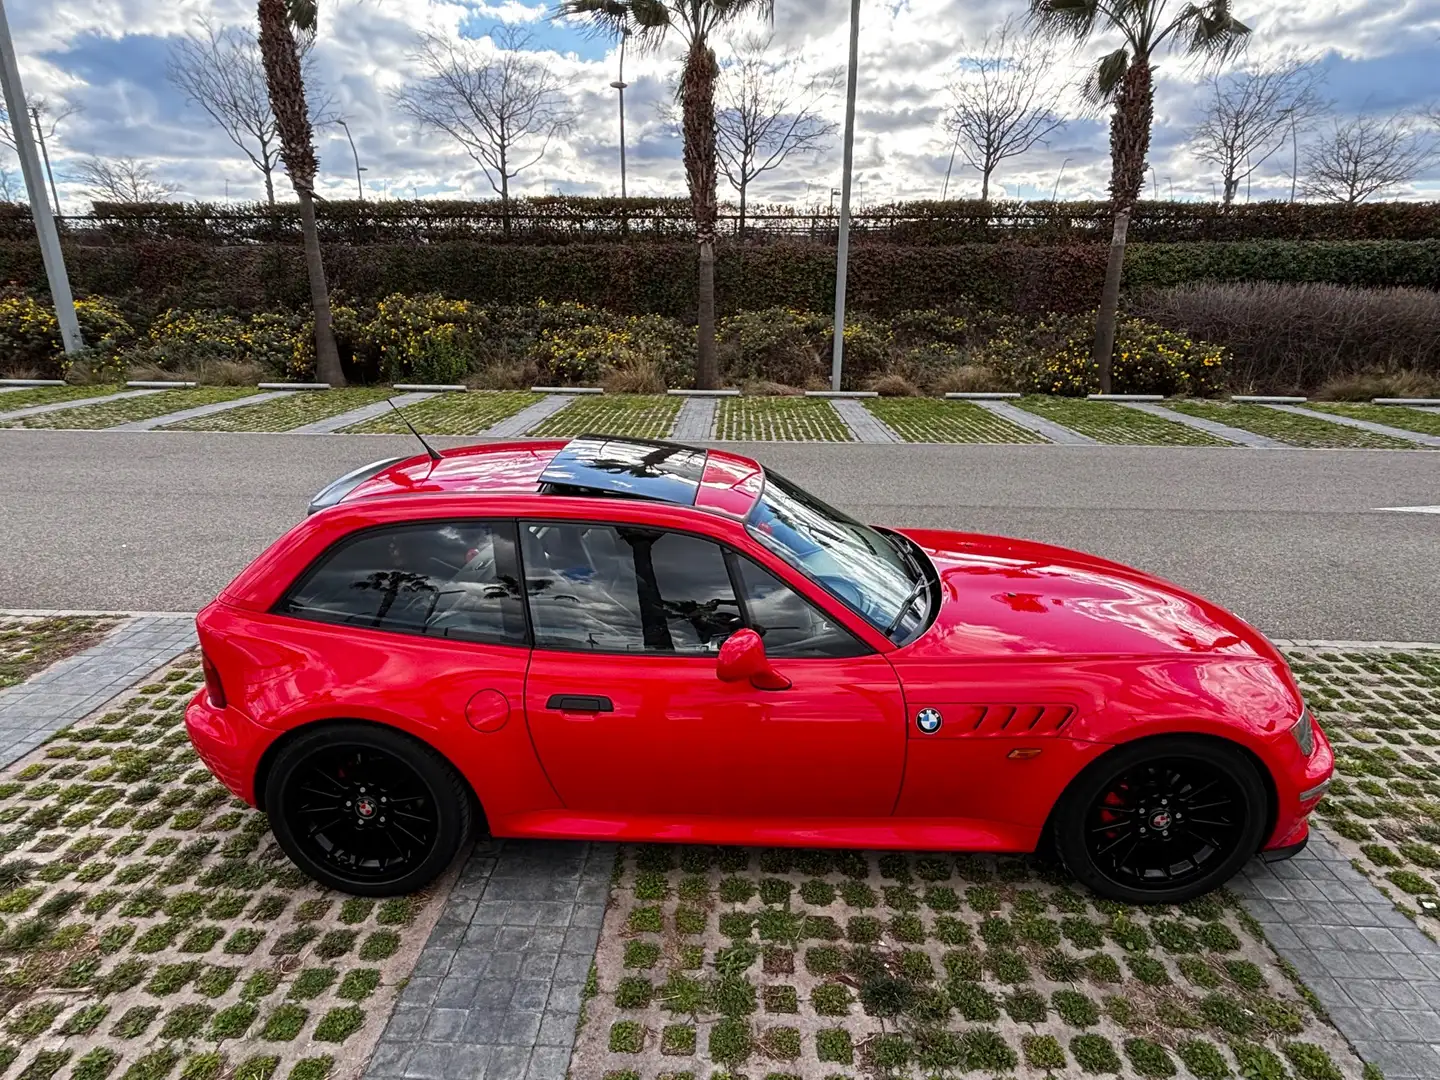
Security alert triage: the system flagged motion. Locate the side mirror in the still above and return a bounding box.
[716,629,791,691]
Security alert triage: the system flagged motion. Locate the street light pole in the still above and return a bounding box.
[1050,157,1071,201]
[0,0,81,353]
[609,29,630,199]
[829,0,861,393]
[337,119,366,200]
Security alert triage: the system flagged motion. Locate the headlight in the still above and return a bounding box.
[1290,708,1316,756]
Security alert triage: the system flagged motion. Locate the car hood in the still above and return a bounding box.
[893,527,1278,661]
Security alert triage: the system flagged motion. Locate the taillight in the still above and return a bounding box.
[202,652,227,709]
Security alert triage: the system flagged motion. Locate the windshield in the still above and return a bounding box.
[746,471,927,638]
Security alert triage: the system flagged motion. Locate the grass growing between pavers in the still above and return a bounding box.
[530,395,683,440]
[862,399,1044,444]
[161,389,393,433]
[1015,397,1231,446]
[11,389,261,430]
[343,391,541,435]
[1164,400,1415,450]
[1303,403,1440,439]
[0,651,445,1080]
[1289,647,1440,926]
[0,386,126,414]
[0,617,122,691]
[715,398,852,442]
[573,846,1364,1080]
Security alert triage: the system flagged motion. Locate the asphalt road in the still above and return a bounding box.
[2,430,1437,641]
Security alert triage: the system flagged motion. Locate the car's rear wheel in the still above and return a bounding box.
[1053,736,1268,905]
[264,723,471,897]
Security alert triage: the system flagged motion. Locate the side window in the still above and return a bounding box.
[278,521,525,645]
[521,523,742,653]
[734,557,869,659]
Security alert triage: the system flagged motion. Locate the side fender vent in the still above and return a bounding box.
[959,704,1076,735]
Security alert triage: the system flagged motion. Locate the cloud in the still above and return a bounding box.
[1,0,1437,211]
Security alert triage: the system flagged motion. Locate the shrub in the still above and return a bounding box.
[143,308,300,376]
[1316,369,1440,400]
[1132,281,1440,393]
[0,291,134,379]
[718,308,826,387]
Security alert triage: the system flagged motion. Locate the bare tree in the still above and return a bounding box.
[1191,57,1327,205]
[168,19,332,207]
[940,18,1068,201]
[0,96,76,154]
[73,157,179,204]
[1302,112,1436,204]
[393,26,575,237]
[713,34,837,235]
[0,165,20,202]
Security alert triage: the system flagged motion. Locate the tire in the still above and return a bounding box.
[264,722,472,897]
[1052,736,1268,905]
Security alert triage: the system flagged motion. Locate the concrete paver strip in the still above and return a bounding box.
[0,387,167,423]
[295,391,437,435]
[1265,403,1440,447]
[830,397,901,443]
[1235,831,1440,1080]
[480,394,576,438]
[112,389,300,431]
[0,614,195,765]
[364,839,615,1080]
[972,398,1086,444]
[1119,400,1287,447]
[671,396,718,440]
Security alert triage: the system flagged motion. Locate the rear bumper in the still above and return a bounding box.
[185,689,268,806]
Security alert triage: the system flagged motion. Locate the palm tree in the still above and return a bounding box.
[257,0,344,385]
[562,0,773,390]
[1030,0,1249,392]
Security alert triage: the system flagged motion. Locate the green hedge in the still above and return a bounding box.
[0,239,1434,323]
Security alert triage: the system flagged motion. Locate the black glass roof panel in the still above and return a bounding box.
[538,436,708,506]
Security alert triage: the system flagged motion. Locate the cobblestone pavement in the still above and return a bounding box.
[0,614,194,764]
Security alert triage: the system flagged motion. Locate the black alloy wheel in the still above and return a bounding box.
[1054,736,1268,905]
[266,722,471,896]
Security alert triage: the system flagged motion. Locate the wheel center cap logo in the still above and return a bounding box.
[916,708,943,734]
[355,796,377,819]
[1150,810,1171,830]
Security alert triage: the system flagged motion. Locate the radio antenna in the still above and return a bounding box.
[388,398,441,463]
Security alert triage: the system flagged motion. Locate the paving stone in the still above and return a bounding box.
[1118,399,1288,446]
[480,394,573,437]
[831,397,901,442]
[973,398,1094,443]
[671,395,717,440]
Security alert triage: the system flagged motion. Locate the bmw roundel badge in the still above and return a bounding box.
[916,708,943,734]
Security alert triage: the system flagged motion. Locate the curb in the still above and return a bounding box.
[531,386,603,394]
[258,382,330,390]
[1234,395,1307,403]
[944,392,1021,399]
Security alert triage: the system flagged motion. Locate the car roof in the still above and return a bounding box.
[343,436,767,518]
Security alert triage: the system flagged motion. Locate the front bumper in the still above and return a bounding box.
[1261,710,1334,854]
[185,689,268,806]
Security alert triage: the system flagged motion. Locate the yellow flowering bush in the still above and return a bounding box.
[356,294,482,384]
[147,308,304,375]
[974,312,1227,397]
[0,293,134,378]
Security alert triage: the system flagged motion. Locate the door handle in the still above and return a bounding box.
[547,694,614,713]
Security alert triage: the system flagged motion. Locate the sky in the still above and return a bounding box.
[2,0,1438,213]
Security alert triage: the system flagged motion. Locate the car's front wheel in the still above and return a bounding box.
[264,722,471,896]
[1053,736,1268,905]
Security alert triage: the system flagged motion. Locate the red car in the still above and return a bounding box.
[187,435,1332,903]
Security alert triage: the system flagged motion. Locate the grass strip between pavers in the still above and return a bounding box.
[1288,646,1440,922]
[1303,402,1440,439]
[862,399,1044,444]
[715,397,852,442]
[0,616,122,691]
[530,394,684,440]
[0,649,445,1080]
[1164,400,1415,449]
[344,391,541,435]
[1015,397,1231,446]
[572,844,1364,1079]
[12,388,262,430]
[0,386,128,415]
[161,389,393,433]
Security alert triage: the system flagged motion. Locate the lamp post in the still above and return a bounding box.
[829,0,861,392]
[1050,157,1071,201]
[337,119,366,200]
[0,0,81,353]
[609,28,630,199]
[30,105,59,216]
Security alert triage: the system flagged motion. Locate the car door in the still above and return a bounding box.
[520,519,907,820]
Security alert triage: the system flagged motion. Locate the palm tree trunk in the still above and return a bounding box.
[257,0,343,386]
[1093,60,1154,395]
[680,38,720,390]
